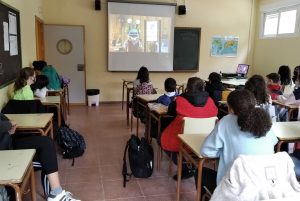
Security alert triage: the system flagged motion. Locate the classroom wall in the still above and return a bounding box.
[253,0,300,76]
[42,0,256,102]
[0,0,43,109]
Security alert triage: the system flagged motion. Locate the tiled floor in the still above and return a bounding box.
[28,103,197,201]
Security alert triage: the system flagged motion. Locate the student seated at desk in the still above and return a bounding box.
[132,66,156,123]
[157,77,178,106]
[278,65,295,96]
[266,73,283,100]
[199,89,278,195]
[31,74,49,98]
[0,113,80,201]
[133,66,156,95]
[245,75,281,122]
[205,72,225,104]
[160,77,218,179]
[33,60,61,90]
[12,67,36,100]
[277,66,300,106]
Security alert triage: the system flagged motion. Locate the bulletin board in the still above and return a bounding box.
[0,1,22,88]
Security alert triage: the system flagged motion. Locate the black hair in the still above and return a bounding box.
[227,89,272,137]
[32,60,47,71]
[293,66,300,83]
[14,67,35,92]
[136,66,149,83]
[244,75,269,105]
[31,75,49,91]
[164,77,177,92]
[186,77,205,93]
[278,65,291,85]
[208,72,221,83]
[266,73,280,83]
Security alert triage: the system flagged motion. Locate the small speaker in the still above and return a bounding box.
[178,5,186,15]
[95,0,101,11]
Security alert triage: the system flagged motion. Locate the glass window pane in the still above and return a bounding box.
[264,13,279,36]
[279,10,297,34]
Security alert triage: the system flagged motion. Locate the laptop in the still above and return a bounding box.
[236,64,249,78]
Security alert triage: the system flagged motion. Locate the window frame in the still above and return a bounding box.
[260,4,300,39]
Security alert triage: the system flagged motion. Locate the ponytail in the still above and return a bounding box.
[14,67,34,92]
[237,107,272,137]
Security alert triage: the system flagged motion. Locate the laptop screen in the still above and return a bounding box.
[237,64,249,75]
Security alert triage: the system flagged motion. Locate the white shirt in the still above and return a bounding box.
[34,87,48,98]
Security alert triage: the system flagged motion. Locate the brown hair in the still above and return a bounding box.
[14,67,35,92]
[186,77,205,93]
[244,75,269,105]
[227,89,272,137]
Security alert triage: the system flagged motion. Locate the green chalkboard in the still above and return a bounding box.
[0,1,22,88]
[173,27,201,71]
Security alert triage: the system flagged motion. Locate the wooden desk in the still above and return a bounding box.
[222,78,247,86]
[177,134,215,201]
[122,79,133,111]
[40,96,62,127]
[135,94,163,136]
[272,100,298,120]
[147,103,168,170]
[126,86,134,126]
[47,86,69,119]
[6,113,54,138]
[0,149,36,201]
[147,103,168,140]
[272,121,300,152]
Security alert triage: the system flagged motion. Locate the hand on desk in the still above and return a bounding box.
[8,120,17,134]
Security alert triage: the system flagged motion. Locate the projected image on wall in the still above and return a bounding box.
[109,14,171,53]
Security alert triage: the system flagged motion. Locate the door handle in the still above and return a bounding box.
[77,64,85,71]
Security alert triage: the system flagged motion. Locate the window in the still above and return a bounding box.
[262,5,300,38]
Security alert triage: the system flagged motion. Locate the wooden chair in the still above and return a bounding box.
[158,116,218,173]
[176,84,185,94]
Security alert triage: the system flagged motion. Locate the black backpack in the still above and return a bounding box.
[56,125,86,166]
[122,135,154,187]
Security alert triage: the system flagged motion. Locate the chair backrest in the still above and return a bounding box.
[182,116,218,135]
[210,152,300,200]
[221,90,231,101]
[1,99,46,114]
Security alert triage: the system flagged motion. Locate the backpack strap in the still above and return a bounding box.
[122,140,132,187]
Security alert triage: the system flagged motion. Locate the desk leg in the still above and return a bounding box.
[126,88,130,126]
[136,99,139,137]
[66,85,70,115]
[176,143,183,201]
[196,159,205,201]
[157,116,162,171]
[50,120,53,139]
[57,104,61,127]
[122,81,125,110]
[30,165,37,201]
[136,116,139,137]
[37,129,45,136]
[12,185,22,201]
[146,107,151,140]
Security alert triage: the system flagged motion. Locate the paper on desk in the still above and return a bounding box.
[148,103,167,111]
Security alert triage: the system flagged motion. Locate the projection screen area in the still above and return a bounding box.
[108,1,175,71]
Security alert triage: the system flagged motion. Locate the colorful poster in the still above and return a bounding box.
[211,36,238,57]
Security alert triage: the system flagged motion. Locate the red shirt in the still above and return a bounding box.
[161,96,218,152]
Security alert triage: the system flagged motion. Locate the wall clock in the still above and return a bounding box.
[56,39,72,55]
